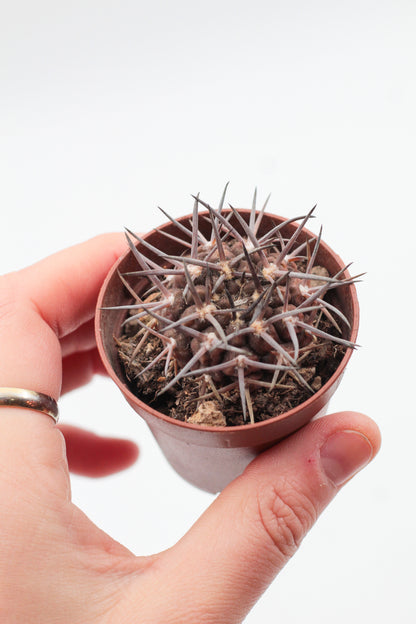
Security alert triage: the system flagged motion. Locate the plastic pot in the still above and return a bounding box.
[95,209,359,493]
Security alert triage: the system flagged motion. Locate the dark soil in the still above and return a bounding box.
[117,315,346,427]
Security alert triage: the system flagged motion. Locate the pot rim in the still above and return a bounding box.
[95,209,359,433]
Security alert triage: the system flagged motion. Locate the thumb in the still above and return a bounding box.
[131,411,381,624]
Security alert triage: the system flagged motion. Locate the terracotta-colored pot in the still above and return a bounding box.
[95,210,359,493]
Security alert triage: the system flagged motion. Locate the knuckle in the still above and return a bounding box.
[255,481,318,560]
[0,274,29,331]
[0,275,17,319]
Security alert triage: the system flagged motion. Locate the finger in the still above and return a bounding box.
[18,233,127,338]
[0,233,127,398]
[0,235,129,499]
[0,300,62,398]
[59,425,139,477]
[0,409,71,500]
[60,318,97,358]
[0,297,67,495]
[130,412,381,624]
[61,348,107,394]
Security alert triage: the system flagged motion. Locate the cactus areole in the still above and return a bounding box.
[99,190,359,430]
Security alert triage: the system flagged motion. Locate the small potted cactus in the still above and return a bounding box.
[95,187,359,492]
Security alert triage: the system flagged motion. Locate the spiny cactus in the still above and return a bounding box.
[112,188,359,426]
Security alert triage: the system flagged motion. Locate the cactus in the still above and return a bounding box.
[111,188,359,426]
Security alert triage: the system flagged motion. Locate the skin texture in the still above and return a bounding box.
[0,234,381,624]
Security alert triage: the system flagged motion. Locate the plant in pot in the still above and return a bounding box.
[95,187,360,493]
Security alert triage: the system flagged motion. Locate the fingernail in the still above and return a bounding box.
[320,430,373,486]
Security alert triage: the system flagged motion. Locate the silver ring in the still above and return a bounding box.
[0,388,59,424]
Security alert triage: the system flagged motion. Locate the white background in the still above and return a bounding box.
[1,1,415,622]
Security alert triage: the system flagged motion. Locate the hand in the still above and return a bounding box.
[0,235,381,624]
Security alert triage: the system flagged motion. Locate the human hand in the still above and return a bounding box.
[0,235,381,623]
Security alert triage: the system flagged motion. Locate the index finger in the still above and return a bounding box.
[18,233,128,338]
